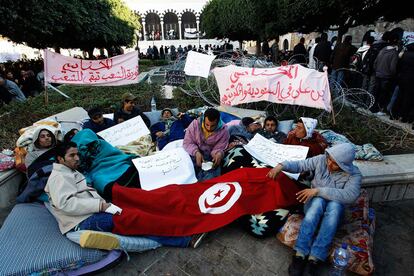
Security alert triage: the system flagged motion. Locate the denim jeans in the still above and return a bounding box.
[191,153,221,181]
[330,69,345,87]
[294,197,344,261]
[77,213,191,248]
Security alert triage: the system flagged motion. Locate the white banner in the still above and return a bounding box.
[184,51,216,78]
[97,116,150,146]
[44,49,139,86]
[132,147,197,190]
[214,64,332,112]
[244,134,309,180]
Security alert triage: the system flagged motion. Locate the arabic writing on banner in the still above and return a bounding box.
[97,116,150,147]
[213,64,332,112]
[44,49,139,86]
[132,147,197,190]
[244,134,309,180]
[165,70,186,86]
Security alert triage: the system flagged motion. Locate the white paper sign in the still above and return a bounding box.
[132,147,197,190]
[244,134,309,180]
[161,139,184,151]
[184,51,216,78]
[97,115,150,146]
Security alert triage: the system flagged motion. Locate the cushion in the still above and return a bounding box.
[277,120,294,135]
[144,108,179,126]
[276,190,375,275]
[239,209,290,238]
[0,203,117,275]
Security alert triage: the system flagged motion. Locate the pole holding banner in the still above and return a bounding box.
[323,66,336,125]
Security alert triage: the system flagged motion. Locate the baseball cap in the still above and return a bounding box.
[122,92,137,102]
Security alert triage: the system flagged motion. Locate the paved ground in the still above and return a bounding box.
[95,199,414,276]
[1,200,412,275]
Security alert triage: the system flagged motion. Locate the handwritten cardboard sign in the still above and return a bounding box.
[97,116,150,146]
[132,147,197,190]
[184,51,216,78]
[213,64,332,112]
[165,70,186,86]
[44,49,139,86]
[244,133,309,179]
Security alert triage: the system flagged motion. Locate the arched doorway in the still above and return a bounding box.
[283,39,289,51]
[181,11,197,39]
[164,12,179,40]
[146,13,161,40]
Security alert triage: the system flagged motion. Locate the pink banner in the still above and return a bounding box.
[213,64,332,112]
[44,49,139,86]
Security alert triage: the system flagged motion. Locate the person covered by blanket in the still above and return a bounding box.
[150,108,193,150]
[44,141,206,250]
[267,143,362,276]
[258,115,287,144]
[25,125,61,169]
[183,108,229,180]
[83,107,115,133]
[284,117,328,158]
[227,117,262,149]
[113,92,151,128]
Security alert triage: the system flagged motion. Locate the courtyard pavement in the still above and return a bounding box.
[95,199,414,276]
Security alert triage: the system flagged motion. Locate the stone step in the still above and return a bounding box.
[355,154,414,202]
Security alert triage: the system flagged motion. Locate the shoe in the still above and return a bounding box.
[190,232,207,249]
[79,230,120,250]
[288,255,307,276]
[303,259,321,276]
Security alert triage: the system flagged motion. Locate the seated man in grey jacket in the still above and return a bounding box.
[267,143,361,276]
[45,142,204,250]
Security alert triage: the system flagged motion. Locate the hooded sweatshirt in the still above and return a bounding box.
[183,114,229,157]
[374,46,399,79]
[281,143,361,204]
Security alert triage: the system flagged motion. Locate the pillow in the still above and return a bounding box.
[0,203,114,275]
[144,108,179,126]
[277,120,294,135]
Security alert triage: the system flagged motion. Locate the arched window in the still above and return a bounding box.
[181,12,197,40]
[146,13,161,40]
[164,12,179,40]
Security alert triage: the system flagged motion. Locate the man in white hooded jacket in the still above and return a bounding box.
[267,143,361,276]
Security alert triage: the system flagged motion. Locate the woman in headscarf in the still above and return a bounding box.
[284,117,328,158]
[25,125,61,168]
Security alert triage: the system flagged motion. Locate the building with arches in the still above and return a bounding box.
[126,0,236,50]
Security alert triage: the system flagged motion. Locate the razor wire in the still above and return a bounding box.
[162,50,374,126]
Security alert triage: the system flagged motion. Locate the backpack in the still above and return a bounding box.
[361,47,379,75]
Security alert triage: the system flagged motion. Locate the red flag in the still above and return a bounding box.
[112,168,300,236]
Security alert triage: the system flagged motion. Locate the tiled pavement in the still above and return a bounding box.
[98,200,414,276]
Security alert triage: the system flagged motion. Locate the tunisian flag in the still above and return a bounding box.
[112,168,300,236]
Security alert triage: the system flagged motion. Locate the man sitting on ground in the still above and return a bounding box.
[267,143,361,276]
[45,142,205,250]
[113,93,151,128]
[258,115,287,144]
[82,107,115,133]
[183,108,229,180]
[227,117,262,149]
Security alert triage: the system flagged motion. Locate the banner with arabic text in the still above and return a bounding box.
[44,49,139,86]
[213,64,332,112]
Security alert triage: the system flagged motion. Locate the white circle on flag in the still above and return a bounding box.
[198,182,242,214]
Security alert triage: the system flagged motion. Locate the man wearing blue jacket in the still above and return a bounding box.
[267,143,361,276]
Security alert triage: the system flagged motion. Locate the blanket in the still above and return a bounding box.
[112,168,300,236]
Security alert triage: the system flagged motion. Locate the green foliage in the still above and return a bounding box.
[0,0,140,49]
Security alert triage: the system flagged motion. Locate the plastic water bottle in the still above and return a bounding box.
[151,96,157,111]
[330,243,349,276]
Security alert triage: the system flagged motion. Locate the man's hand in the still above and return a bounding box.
[100,201,111,212]
[155,131,164,138]
[296,188,319,203]
[267,164,283,179]
[195,151,204,167]
[212,152,223,167]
